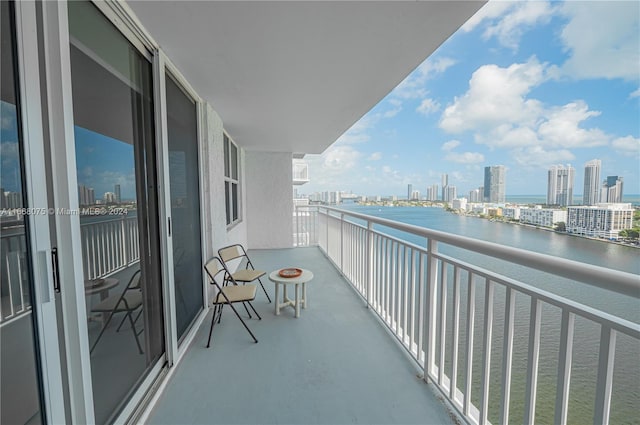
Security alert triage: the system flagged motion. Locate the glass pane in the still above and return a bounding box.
[68,2,164,423]
[223,134,229,177]
[232,183,238,222]
[1,2,44,424]
[230,142,238,180]
[165,74,203,340]
[225,181,231,225]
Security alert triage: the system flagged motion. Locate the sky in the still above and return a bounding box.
[301,0,640,198]
[75,126,136,201]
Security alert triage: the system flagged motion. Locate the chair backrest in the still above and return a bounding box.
[204,257,222,284]
[128,269,142,290]
[219,244,245,262]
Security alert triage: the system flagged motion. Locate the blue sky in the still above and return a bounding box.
[302,1,640,198]
[75,126,136,201]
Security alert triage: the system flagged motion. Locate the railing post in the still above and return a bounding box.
[340,213,344,272]
[366,221,373,308]
[294,206,299,247]
[424,238,438,381]
[594,326,616,425]
[120,216,127,266]
[326,208,329,254]
[524,298,542,424]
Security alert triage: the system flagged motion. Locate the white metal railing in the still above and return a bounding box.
[1,230,29,323]
[293,205,319,247]
[294,205,640,425]
[1,216,140,323]
[80,216,140,280]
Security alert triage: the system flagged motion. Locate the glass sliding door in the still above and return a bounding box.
[0,2,45,423]
[165,74,203,341]
[67,2,164,423]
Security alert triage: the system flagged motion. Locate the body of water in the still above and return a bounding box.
[338,204,639,424]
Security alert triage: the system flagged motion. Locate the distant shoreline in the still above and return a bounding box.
[454,208,640,249]
[349,200,639,249]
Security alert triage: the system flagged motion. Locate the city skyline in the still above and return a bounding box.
[301,1,639,197]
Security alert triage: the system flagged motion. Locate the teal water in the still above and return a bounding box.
[339,204,639,424]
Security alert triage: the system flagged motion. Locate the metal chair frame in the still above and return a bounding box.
[218,244,271,303]
[90,269,144,354]
[204,257,261,348]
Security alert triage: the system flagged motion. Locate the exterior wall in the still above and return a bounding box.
[503,207,521,220]
[201,104,248,284]
[451,198,467,210]
[245,151,293,249]
[520,208,567,228]
[566,203,633,239]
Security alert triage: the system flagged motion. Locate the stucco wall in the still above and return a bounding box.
[201,103,248,300]
[245,151,293,249]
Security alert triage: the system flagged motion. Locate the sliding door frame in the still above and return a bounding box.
[12,1,67,423]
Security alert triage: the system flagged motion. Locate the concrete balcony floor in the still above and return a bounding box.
[148,247,454,424]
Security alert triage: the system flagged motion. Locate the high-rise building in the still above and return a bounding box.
[469,187,483,203]
[407,184,413,200]
[426,184,438,201]
[444,185,457,203]
[582,159,601,206]
[104,192,117,203]
[115,184,121,203]
[410,190,420,200]
[547,164,575,206]
[441,174,448,201]
[600,176,623,203]
[484,166,505,203]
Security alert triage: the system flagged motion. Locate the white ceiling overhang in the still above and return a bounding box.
[127,1,485,154]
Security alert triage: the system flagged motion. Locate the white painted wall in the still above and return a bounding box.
[200,103,248,300]
[245,151,293,249]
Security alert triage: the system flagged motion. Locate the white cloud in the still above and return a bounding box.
[440,57,548,133]
[392,57,456,100]
[321,145,361,171]
[383,107,401,118]
[416,98,440,115]
[368,152,382,161]
[441,140,460,152]
[512,146,575,168]
[462,1,555,51]
[630,88,640,99]
[559,1,640,81]
[537,101,608,148]
[1,102,17,130]
[304,144,364,190]
[483,1,555,50]
[445,151,485,164]
[1,141,19,168]
[612,136,640,156]
[461,1,514,33]
[439,59,615,169]
[336,117,373,145]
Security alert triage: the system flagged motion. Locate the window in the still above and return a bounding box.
[224,133,240,226]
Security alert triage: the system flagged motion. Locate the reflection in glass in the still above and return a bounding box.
[0,1,44,424]
[68,1,164,423]
[166,75,203,340]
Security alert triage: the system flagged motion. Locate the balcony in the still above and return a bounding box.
[145,206,639,424]
[148,246,455,424]
[293,162,310,186]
